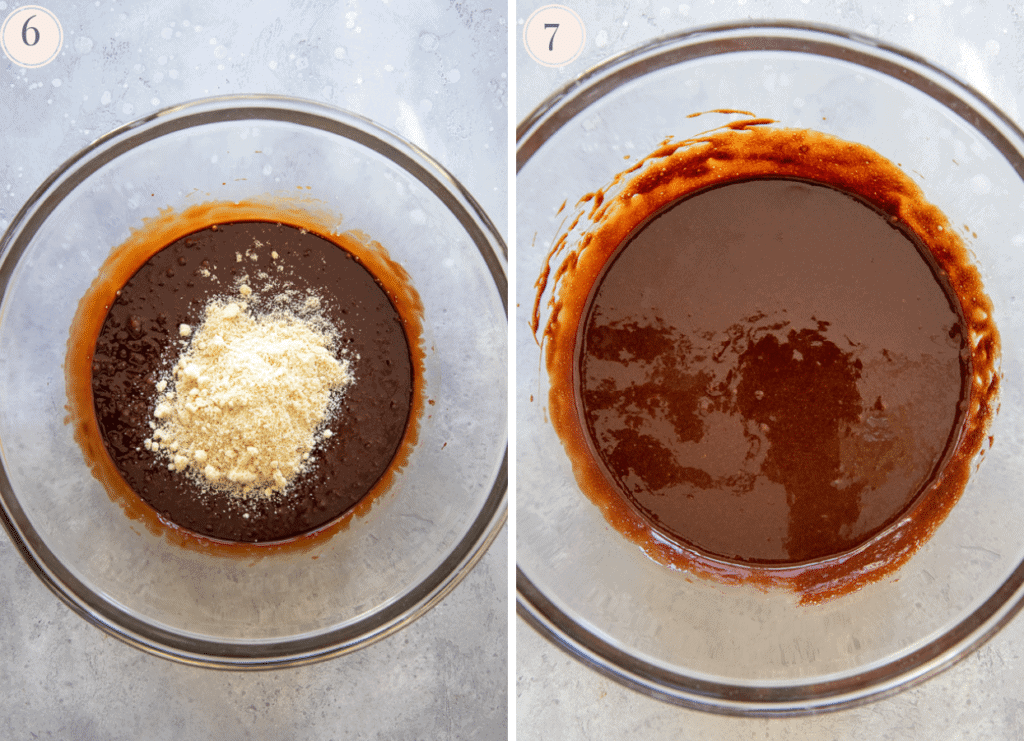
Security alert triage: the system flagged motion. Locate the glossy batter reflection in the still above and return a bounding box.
[577,178,967,564]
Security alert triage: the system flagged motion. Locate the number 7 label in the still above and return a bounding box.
[544,23,559,52]
[524,5,585,68]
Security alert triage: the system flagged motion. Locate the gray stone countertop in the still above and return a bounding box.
[0,1,507,739]
[516,0,1024,738]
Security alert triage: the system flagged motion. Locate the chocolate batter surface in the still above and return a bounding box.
[534,121,999,602]
[577,178,967,564]
[91,222,413,543]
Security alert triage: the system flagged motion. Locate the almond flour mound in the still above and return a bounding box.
[144,286,352,499]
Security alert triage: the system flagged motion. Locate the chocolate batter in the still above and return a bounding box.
[90,222,413,543]
[534,121,999,602]
[577,178,967,564]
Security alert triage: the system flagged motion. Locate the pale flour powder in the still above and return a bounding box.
[144,283,353,499]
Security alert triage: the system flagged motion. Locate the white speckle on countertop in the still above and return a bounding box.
[396,100,428,150]
[101,91,111,105]
[75,36,93,54]
[595,30,608,48]
[334,46,346,60]
[262,165,272,176]
[51,79,61,87]
[268,60,277,70]
[210,154,218,163]
[122,103,134,116]
[446,69,461,83]
[161,27,172,39]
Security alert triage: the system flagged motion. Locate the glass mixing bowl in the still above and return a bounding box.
[0,95,507,667]
[517,22,1024,714]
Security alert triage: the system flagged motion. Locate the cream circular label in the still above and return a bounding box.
[523,5,586,68]
[1,5,62,68]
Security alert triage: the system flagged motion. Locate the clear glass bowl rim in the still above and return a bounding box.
[0,94,508,669]
[516,20,1024,715]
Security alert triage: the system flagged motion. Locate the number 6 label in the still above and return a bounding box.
[523,5,585,68]
[2,6,63,68]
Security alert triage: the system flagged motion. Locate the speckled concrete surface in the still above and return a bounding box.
[0,527,506,740]
[516,0,1024,738]
[518,613,1024,739]
[0,1,507,739]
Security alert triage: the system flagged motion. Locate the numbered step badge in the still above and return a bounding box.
[2,5,63,68]
[523,5,586,68]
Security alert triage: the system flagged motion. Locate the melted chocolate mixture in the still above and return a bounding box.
[91,222,413,543]
[577,178,968,564]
